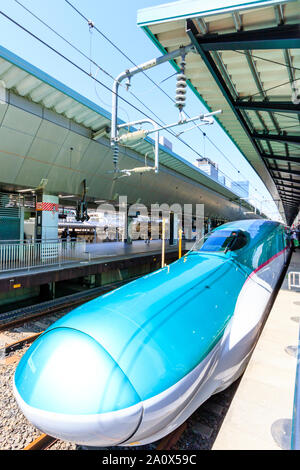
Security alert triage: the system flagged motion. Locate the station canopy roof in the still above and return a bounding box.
[138,0,300,225]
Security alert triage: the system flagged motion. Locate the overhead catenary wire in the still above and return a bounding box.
[13,0,167,126]
[13,0,116,83]
[1,8,269,210]
[63,0,264,198]
[61,0,264,193]
[14,0,264,203]
[0,9,201,160]
[0,7,237,190]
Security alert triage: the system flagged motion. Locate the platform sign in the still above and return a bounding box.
[36,202,59,212]
[35,194,59,258]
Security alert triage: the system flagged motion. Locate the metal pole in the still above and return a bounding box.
[178,228,182,259]
[144,110,222,136]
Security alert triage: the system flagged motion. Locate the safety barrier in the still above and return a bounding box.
[288,272,300,290]
[0,240,86,272]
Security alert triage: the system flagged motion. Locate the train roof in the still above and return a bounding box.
[216,218,282,236]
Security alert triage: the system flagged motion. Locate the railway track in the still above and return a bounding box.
[2,261,284,451]
[23,424,189,451]
[0,276,143,360]
[0,275,142,332]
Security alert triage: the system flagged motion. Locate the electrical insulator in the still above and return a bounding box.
[118,129,147,145]
[175,54,187,112]
[113,144,119,171]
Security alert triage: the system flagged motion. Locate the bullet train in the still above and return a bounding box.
[14,219,291,447]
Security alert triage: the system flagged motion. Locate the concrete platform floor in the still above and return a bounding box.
[212,250,300,450]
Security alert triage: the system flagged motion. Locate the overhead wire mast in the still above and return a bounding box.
[110,45,222,178]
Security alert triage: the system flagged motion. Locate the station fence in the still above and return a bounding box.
[0,239,87,272]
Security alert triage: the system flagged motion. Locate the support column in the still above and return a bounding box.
[126,214,134,244]
[19,206,24,243]
[169,211,179,246]
[35,192,59,242]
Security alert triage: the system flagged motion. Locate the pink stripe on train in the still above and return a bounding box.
[247,246,289,281]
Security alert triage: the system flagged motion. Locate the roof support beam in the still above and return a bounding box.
[282,198,298,204]
[280,193,300,201]
[194,24,300,51]
[229,11,277,153]
[278,187,300,196]
[276,184,300,193]
[280,201,300,208]
[282,200,298,205]
[273,176,300,185]
[279,195,300,202]
[280,190,300,197]
[275,4,300,131]
[253,133,300,145]
[262,153,300,164]
[243,51,281,134]
[282,202,299,209]
[269,167,300,176]
[281,203,300,209]
[235,101,300,114]
[185,18,298,225]
[280,198,300,206]
[186,19,263,162]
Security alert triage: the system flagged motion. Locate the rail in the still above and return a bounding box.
[0,240,86,272]
[288,272,300,290]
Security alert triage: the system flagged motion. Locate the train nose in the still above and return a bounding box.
[13,327,142,446]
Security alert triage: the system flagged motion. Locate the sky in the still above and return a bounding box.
[0,0,283,221]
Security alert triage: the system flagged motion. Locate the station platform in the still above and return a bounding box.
[0,240,183,292]
[212,250,300,450]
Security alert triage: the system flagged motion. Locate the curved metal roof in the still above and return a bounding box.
[0,44,257,220]
[138,0,300,225]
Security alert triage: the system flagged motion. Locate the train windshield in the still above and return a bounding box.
[191,229,248,253]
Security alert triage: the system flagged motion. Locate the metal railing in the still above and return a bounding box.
[0,240,87,272]
[288,272,300,290]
